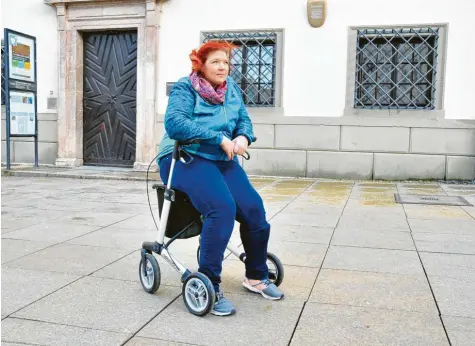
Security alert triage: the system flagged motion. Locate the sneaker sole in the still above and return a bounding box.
[211,308,236,316]
[242,282,284,300]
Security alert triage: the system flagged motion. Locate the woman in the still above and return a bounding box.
[157,41,284,316]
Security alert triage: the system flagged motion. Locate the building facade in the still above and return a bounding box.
[1,0,475,180]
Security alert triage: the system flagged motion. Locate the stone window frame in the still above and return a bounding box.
[344,23,448,117]
[199,29,285,108]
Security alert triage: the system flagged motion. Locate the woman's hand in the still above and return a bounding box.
[232,136,248,156]
[220,137,235,160]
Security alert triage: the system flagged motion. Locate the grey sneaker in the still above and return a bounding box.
[242,278,285,300]
[211,291,236,316]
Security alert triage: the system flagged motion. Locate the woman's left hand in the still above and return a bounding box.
[233,136,248,155]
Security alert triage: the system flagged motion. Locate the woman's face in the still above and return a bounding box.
[201,50,229,87]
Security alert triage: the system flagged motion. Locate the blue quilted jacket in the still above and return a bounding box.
[157,76,256,162]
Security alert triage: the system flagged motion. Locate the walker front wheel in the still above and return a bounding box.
[267,252,284,287]
[182,272,215,317]
[139,253,161,294]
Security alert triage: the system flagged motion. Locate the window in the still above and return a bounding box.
[202,31,280,107]
[1,39,5,105]
[354,27,440,110]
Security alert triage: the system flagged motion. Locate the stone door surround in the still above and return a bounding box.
[45,0,161,170]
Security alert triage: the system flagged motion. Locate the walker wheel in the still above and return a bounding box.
[196,245,200,265]
[182,272,215,316]
[267,252,284,287]
[139,253,161,294]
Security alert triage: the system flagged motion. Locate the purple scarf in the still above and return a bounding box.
[189,72,227,104]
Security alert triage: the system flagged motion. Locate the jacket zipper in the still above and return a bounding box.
[223,102,228,160]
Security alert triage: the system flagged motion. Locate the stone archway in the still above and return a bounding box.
[46,0,160,170]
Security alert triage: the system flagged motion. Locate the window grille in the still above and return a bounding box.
[354,27,439,109]
[202,31,278,107]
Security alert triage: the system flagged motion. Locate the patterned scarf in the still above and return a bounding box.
[189,72,227,104]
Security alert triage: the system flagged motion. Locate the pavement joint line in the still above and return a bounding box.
[311,267,427,277]
[398,183,453,346]
[326,244,417,252]
[119,294,182,346]
[415,250,475,256]
[301,300,444,314]
[4,315,129,338]
[287,181,356,346]
[0,339,44,346]
[462,206,475,222]
[125,336,202,346]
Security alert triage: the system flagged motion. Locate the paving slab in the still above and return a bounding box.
[331,228,415,250]
[12,276,181,334]
[113,214,162,232]
[4,243,132,275]
[1,207,65,232]
[93,202,154,215]
[1,238,53,264]
[271,210,341,228]
[442,316,475,346]
[309,269,437,313]
[429,276,475,319]
[420,252,475,279]
[221,258,319,301]
[5,197,106,212]
[137,293,303,346]
[91,250,196,287]
[323,246,424,275]
[1,221,101,244]
[267,240,327,267]
[413,232,475,254]
[408,218,475,234]
[294,195,349,206]
[403,205,473,220]
[125,194,159,205]
[66,226,156,251]
[1,318,129,346]
[337,211,410,231]
[269,224,333,244]
[54,211,137,227]
[290,303,448,346]
[1,267,81,317]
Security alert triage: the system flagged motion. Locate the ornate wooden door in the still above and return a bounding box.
[83,31,137,167]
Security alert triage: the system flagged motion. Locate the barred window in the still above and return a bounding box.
[354,28,439,110]
[1,39,5,105]
[202,31,278,107]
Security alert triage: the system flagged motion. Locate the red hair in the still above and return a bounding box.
[189,41,237,73]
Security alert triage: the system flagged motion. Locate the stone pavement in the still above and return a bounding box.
[1,176,475,345]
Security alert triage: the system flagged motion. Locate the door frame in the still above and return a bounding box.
[48,0,160,170]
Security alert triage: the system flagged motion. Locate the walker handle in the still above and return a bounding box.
[173,139,251,161]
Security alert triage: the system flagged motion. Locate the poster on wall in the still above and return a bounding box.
[7,31,36,83]
[9,90,36,135]
[4,28,38,169]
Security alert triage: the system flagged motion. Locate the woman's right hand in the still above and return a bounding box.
[220,137,235,160]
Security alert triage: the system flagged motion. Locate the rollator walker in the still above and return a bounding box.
[139,140,284,316]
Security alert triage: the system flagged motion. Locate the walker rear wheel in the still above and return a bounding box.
[139,253,161,294]
[182,272,215,316]
[266,252,284,287]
